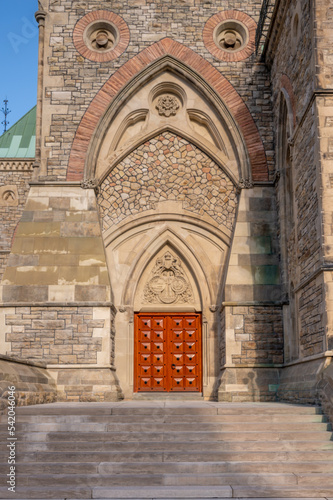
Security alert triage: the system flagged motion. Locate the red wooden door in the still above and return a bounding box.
[134,313,202,392]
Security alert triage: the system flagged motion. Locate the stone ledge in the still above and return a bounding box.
[0,353,47,369]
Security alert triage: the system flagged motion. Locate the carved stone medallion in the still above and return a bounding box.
[156,95,180,117]
[143,251,193,304]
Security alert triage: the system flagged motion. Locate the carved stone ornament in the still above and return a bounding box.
[143,251,193,304]
[81,178,99,191]
[156,95,180,117]
[239,178,254,189]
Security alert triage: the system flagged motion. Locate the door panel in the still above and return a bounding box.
[134,313,202,392]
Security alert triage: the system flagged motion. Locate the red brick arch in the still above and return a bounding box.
[67,37,268,181]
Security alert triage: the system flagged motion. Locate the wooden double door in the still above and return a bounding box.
[134,313,202,392]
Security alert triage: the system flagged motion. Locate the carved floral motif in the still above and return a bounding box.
[143,251,193,304]
[156,95,180,117]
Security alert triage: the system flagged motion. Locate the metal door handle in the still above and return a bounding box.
[171,364,176,369]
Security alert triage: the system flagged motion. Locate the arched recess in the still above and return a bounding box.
[277,78,298,363]
[104,211,230,398]
[67,37,268,182]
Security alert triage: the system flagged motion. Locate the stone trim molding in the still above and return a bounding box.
[0,160,34,171]
[203,10,257,62]
[281,74,296,129]
[67,38,268,182]
[73,10,130,63]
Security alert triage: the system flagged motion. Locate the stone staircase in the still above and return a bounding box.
[0,401,332,499]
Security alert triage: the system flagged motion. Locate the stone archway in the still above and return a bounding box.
[67,38,268,182]
[97,130,236,398]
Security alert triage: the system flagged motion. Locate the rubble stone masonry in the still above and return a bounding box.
[98,133,238,232]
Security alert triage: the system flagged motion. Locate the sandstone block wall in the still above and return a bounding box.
[0,164,33,280]
[269,0,327,365]
[0,186,110,304]
[4,306,108,365]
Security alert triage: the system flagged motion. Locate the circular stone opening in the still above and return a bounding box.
[214,20,248,53]
[84,21,119,53]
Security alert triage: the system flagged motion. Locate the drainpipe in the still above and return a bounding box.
[33,8,47,179]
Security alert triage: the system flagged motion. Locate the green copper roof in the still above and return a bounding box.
[0,106,36,158]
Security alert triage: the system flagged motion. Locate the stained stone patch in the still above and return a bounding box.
[98,133,237,231]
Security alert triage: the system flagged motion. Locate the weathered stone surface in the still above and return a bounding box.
[98,133,238,232]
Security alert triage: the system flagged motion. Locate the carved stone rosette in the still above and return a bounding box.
[156,95,180,117]
[143,251,193,304]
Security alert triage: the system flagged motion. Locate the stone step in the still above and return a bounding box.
[93,485,333,499]
[1,413,326,424]
[1,421,329,432]
[0,485,92,499]
[4,450,333,463]
[1,401,331,500]
[4,472,333,488]
[0,471,311,487]
[1,460,333,475]
[13,439,333,452]
[1,484,333,500]
[5,430,330,443]
[229,486,333,498]
[97,460,333,475]
[15,403,322,416]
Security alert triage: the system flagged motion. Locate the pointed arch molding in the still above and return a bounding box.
[67,37,268,182]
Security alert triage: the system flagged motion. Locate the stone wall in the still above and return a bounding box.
[268,0,326,365]
[40,0,274,180]
[229,306,283,365]
[98,133,237,232]
[269,0,314,123]
[0,167,33,278]
[0,355,56,412]
[218,185,283,402]
[298,276,325,357]
[0,253,9,283]
[5,306,107,365]
[0,186,110,304]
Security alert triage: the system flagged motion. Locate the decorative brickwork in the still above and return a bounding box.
[73,10,130,63]
[5,307,105,365]
[97,133,238,231]
[203,10,257,62]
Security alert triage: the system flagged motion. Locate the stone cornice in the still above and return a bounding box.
[0,159,34,172]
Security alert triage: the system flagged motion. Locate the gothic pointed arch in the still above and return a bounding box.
[67,38,268,182]
[118,228,213,310]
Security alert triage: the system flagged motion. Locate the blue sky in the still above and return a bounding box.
[0,1,38,133]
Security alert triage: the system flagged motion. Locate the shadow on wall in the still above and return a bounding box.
[0,355,56,412]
